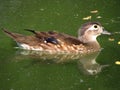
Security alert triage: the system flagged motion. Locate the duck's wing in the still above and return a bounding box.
[25,29,83,45]
[3,29,83,48]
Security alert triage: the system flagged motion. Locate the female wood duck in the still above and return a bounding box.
[3,22,111,54]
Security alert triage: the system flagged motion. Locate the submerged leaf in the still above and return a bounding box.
[108,38,115,41]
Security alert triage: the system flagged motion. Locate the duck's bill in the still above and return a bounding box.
[102,30,111,35]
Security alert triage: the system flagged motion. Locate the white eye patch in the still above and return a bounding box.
[88,24,99,31]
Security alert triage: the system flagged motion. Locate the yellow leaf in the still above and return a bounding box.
[90,10,98,13]
[82,16,91,20]
[115,61,120,65]
[118,41,120,44]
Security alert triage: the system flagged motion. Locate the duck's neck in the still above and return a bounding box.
[78,35,101,51]
[78,35,97,43]
[86,41,101,51]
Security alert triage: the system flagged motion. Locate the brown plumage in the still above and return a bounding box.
[3,22,111,54]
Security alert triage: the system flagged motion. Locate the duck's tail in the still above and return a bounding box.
[2,28,24,39]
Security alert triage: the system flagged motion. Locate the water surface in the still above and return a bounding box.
[0,0,120,90]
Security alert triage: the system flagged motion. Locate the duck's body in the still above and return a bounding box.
[3,22,110,54]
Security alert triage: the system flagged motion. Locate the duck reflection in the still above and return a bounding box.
[77,52,109,75]
[16,50,109,75]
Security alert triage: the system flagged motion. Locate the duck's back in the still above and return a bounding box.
[3,29,87,53]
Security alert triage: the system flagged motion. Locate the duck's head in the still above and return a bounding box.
[78,22,111,43]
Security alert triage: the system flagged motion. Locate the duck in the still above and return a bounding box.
[3,22,111,54]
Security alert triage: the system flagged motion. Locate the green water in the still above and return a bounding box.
[0,0,120,90]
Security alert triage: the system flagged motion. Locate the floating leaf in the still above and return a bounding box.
[82,16,92,20]
[118,41,120,44]
[90,10,98,13]
[115,61,120,65]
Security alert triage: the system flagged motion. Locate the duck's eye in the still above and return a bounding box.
[94,25,98,28]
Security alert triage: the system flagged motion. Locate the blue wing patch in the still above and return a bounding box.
[45,37,59,44]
